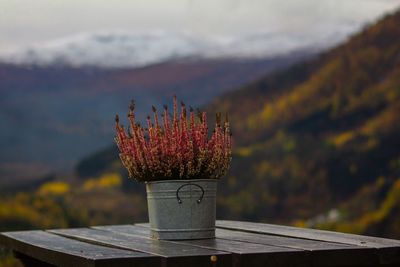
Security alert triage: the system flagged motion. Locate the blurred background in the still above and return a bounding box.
[1,0,400,265]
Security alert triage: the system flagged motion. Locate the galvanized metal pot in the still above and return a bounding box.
[146,179,217,240]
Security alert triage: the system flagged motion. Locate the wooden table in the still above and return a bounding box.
[1,220,400,267]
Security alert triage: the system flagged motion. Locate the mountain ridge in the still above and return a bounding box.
[0,29,352,68]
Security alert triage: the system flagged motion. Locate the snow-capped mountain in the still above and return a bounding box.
[0,28,357,68]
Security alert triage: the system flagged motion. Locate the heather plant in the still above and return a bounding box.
[115,96,232,182]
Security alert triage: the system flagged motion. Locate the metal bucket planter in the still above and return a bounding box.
[146,179,217,240]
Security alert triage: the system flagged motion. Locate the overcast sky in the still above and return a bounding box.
[1,0,400,52]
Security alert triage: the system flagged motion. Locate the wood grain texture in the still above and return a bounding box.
[95,224,308,267]
[215,228,378,267]
[2,221,400,267]
[0,230,158,267]
[98,224,379,267]
[49,228,232,267]
[94,225,150,236]
[217,220,400,265]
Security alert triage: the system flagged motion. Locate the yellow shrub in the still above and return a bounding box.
[236,147,253,157]
[83,173,122,191]
[337,178,400,234]
[330,131,355,147]
[38,182,70,196]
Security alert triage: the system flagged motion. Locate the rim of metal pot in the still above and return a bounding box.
[145,179,218,184]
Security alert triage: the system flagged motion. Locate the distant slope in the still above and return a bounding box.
[0,53,310,184]
[205,9,400,236]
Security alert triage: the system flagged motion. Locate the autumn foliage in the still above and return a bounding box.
[115,96,232,181]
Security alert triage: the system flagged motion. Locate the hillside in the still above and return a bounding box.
[78,9,400,238]
[205,9,400,236]
[0,53,310,185]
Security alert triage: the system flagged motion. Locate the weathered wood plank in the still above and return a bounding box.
[215,228,377,267]
[99,224,378,267]
[49,228,232,267]
[135,222,150,228]
[95,225,310,267]
[217,220,400,265]
[177,238,308,267]
[133,223,364,250]
[217,220,400,247]
[94,225,149,236]
[0,230,158,267]
[3,221,399,267]
[216,228,354,250]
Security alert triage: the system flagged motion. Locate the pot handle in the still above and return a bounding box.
[176,183,205,204]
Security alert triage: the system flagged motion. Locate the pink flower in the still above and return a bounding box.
[115,96,232,182]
